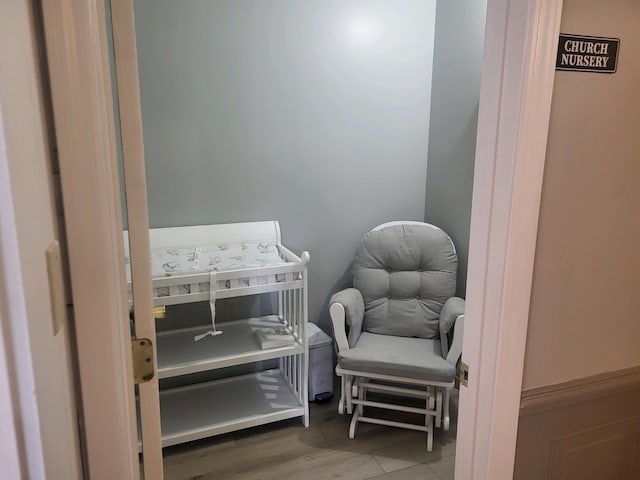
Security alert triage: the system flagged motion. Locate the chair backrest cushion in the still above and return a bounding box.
[353,223,457,339]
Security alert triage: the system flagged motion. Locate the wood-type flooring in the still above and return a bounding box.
[161,389,457,480]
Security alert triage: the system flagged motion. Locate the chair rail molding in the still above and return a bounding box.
[520,366,640,416]
[456,0,563,478]
[515,367,640,478]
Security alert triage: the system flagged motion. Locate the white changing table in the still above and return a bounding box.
[125,221,310,447]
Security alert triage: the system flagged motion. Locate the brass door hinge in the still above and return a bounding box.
[131,338,155,384]
[129,305,166,321]
[456,361,469,388]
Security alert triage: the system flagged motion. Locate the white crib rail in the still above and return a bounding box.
[127,247,309,307]
[277,270,309,426]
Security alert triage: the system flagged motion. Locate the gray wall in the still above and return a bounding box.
[425,0,486,296]
[105,0,128,228]
[133,0,437,330]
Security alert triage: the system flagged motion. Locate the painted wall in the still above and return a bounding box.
[522,0,640,390]
[133,0,437,329]
[105,0,128,228]
[425,0,486,296]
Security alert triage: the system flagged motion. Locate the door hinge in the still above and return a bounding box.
[130,305,166,321]
[131,338,155,384]
[457,361,469,388]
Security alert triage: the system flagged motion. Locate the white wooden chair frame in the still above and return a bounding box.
[331,294,465,451]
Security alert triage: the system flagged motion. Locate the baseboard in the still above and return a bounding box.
[514,366,640,479]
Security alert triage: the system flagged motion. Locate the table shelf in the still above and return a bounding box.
[156,315,304,379]
[159,370,305,447]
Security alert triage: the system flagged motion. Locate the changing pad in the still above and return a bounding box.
[126,242,289,280]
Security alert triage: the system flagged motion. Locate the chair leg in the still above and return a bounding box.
[351,376,360,398]
[345,375,354,415]
[349,379,365,440]
[425,394,434,452]
[357,378,365,416]
[338,374,346,415]
[435,389,443,429]
[427,387,440,427]
[428,386,436,410]
[443,388,451,431]
[349,407,359,439]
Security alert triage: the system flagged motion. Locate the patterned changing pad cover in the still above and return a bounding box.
[126,242,288,279]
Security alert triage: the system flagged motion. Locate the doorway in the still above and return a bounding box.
[108,1,482,478]
[36,0,563,478]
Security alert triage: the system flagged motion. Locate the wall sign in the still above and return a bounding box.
[556,34,619,73]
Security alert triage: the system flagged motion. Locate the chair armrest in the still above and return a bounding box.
[329,303,349,352]
[439,297,465,359]
[329,288,364,351]
[446,315,464,366]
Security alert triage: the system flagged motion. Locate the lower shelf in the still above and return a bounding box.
[156,369,305,448]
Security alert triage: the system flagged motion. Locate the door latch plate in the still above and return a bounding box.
[131,338,154,384]
[457,361,469,388]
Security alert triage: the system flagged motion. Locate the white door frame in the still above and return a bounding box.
[0,109,40,480]
[109,1,164,478]
[29,0,563,478]
[38,1,140,479]
[0,314,24,480]
[456,0,563,478]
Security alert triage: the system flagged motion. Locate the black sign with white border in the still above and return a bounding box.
[556,34,619,74]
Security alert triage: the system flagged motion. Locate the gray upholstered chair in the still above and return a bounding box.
[329,221,465,451]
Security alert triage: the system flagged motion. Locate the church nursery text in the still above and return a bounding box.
[560,39,610,68]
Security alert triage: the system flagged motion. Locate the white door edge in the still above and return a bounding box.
[38,1,140,479]
[0,106,44,480]
[110,0,164,477]
[456,0,563,478]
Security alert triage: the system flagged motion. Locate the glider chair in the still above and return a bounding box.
[329,221,465,451]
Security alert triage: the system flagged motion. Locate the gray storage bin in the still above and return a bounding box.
[307,323,334,402]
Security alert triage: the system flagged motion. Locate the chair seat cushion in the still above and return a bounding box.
[338,332,456,383]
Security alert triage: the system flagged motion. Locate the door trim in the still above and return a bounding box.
[0,109,39,480]
[457,0,563,478]
[38,1,140,478]
[35,0,563,478]
[110,0,163,477]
